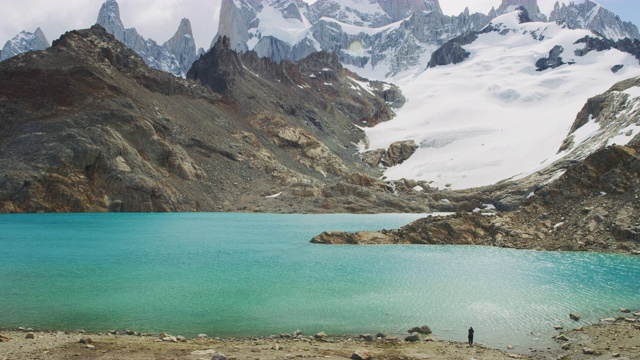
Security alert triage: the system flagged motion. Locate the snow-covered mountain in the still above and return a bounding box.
[549,0,640,41]
[0,28,49,61]
[361,9,640,190]
[96,0,203,78]
[215,0,492,79]
[215,0,639,80]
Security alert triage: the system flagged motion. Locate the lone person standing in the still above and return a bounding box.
[468,327,474,347]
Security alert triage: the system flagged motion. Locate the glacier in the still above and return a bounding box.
[362,10,640,189]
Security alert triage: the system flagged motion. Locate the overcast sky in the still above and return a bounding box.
[1,0,639,51]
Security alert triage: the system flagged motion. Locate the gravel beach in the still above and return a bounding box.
[1,316,638,360]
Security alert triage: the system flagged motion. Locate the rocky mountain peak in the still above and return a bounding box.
[96,0,126,41]
[0,21,427,214]
[1,27,50,61]
[187,35,243,93]
[95,0,201,78]
[163,18,199,76]
[496,0,545,22]
[550,0,640,40]
[377,0,443,19]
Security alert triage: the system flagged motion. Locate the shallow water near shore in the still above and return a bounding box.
[1,212,639,349]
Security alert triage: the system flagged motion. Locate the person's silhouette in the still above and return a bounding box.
[468,327,474,347]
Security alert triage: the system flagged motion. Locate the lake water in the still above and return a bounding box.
[0,213,639,349]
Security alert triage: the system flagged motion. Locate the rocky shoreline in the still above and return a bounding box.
[1,311,638,360]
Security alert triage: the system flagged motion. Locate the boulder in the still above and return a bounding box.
[79,337,92,344]
[351,349,372,360]
[405,334,420,342]
[358,334,374,342]
[211,352,228,360]
[361,149,386,168]
[25,332,36,339]
[408,325,432,334]
[582,347,596,355]
[382,140,418,167]
[536,45,565,71]
[314,331,327,339]
[569,313,581,321]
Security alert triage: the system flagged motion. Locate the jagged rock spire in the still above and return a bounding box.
[164,18,199,75]
[95,0,201,77]
[1,27,49,61]
[96,0,126,41]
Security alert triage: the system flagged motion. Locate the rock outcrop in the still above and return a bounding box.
[312,144,640,255]
[535,45,565,71]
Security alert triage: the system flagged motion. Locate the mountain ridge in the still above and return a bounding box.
[0,24,436,214]
[215,0,640,80]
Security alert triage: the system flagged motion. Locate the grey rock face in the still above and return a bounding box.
[427,39,472,68]
[214,0,638,79]
[215,0,489,78]
[304,0,442,28]
[496,0,546,22]
[163,18,200,77]
[536,45,565,71]
[96,0,200,77]
[550,0,640,41]
[1,28,49,61]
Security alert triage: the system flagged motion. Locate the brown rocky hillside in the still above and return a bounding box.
[0,25,432,213]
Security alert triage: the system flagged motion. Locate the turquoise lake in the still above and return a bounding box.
[0,212,639,349]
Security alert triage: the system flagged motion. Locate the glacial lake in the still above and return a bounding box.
[0,212,639,349]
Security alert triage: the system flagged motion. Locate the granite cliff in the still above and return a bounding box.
[95,0,202,78]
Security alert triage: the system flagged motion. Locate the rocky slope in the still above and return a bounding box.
[0,25,434,214]
[311,142,640,254]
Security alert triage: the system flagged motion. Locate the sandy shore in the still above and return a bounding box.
[1,316,638,360]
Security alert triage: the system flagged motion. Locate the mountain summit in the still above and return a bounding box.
[214,0,639,80]
[95,0,202,78]
[550,0,640,41]
[0,28,49,62]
